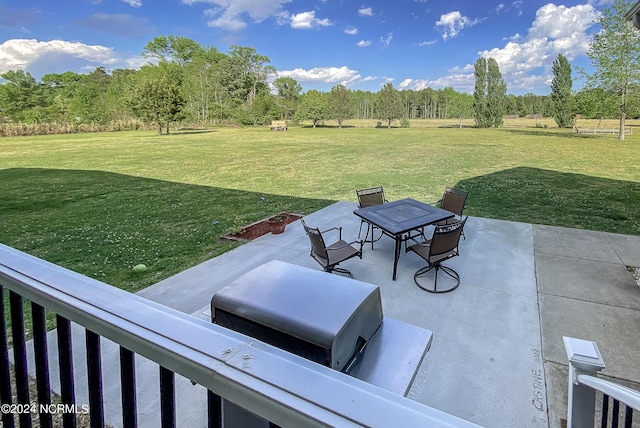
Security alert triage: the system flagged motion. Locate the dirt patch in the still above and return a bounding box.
[223,213,303,242]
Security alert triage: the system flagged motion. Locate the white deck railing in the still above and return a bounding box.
[564,336,640,427]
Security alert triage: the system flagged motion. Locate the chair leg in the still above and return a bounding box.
[358,219,366,241]
[327,267,353,278]
[414,264,460,293]
[359,220,383,249]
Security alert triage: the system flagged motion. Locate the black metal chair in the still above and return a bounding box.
[406,218,467,293]
[432,186,468,238]
[356,186,387,248]
[438,187,468,217]
[301,218,363,278]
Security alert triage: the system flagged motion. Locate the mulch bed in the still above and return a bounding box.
[222,213,303,241]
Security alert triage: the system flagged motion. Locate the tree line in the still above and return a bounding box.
[1,0,640,137]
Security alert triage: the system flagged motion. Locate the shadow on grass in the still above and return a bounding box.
[455,167,640,235]
[501,128,601,139]
[173,129,218,135]
[297,124,358,129]
[0,168,334,293]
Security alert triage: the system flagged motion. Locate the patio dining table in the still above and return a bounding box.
[353,198,454,280]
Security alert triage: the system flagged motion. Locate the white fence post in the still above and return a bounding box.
[563,337,606,427]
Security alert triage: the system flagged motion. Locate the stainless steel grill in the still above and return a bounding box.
[211,260,432,396]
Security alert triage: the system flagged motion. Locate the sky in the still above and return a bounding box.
[0,0,613,95]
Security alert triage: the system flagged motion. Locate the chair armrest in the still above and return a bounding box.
[406,236,431,247]
[404,234,431,253]
[404,228,429,243]
[321,226,343,240]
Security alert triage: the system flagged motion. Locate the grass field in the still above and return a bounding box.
[2,119,640,294]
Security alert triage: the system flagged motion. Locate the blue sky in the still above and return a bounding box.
[0,0,609,95]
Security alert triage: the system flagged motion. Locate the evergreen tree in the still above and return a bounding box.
[473,57,506,127]
[486,58,507,127]
[550,54,575,128]
[586,0,640,140]
[374,82,404,128]
[473,58,490,127]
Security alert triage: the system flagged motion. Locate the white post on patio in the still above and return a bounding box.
[563,336,606,427]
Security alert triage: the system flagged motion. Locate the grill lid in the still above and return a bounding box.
[211,260,383,371]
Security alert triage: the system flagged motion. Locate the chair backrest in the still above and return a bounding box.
[429,218,466,261]
[441,187,468,216]
[356,186,386,208]
[301,219,329,264]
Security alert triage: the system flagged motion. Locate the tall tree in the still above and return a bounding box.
[182,47,225,122]
[473,57,506,127]
[327,84,352,128]
[273,76,301,120]
[228,45,275,108]
[486,58,507,127]
[550,54,575,128]
[447,90,474,128]
[586,0,640,140]
[142,35,204,65]
[375,82,404,128]
[295,90,327,127]
[473,58,489,127]
[130,64,185,134]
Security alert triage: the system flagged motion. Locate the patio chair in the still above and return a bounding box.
[356,186,387,248]
[432,186,468,238]
[406,218,467,293]
[301,218,363,278]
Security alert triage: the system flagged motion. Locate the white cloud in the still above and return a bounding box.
[357,40,371,47]
[476,3,599,91]
[380,33,393,47]
[0,39,119,74]
[399,73,475,92]
[290,11,332,29]
[359,6,373,17]
[528,3,597,43]
[512,0,524,16]
[182,0,292,31]
[121,0,142,6]
[418,40,437,47]
[278,66,361,87]
[435,11,480,40]
[344,26,358,35]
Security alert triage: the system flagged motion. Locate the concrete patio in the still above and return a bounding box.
[134,200,640,427]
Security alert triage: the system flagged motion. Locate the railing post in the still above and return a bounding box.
[563,336,606,428]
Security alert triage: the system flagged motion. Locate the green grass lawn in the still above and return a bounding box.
[2,122,640,294]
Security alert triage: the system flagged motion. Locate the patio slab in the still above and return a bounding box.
[535,253,640,310]
[533,225,622,264]
[139,201,545,428]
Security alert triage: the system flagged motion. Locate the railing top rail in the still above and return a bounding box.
[577,374,640,412]
[0,243,479,428]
